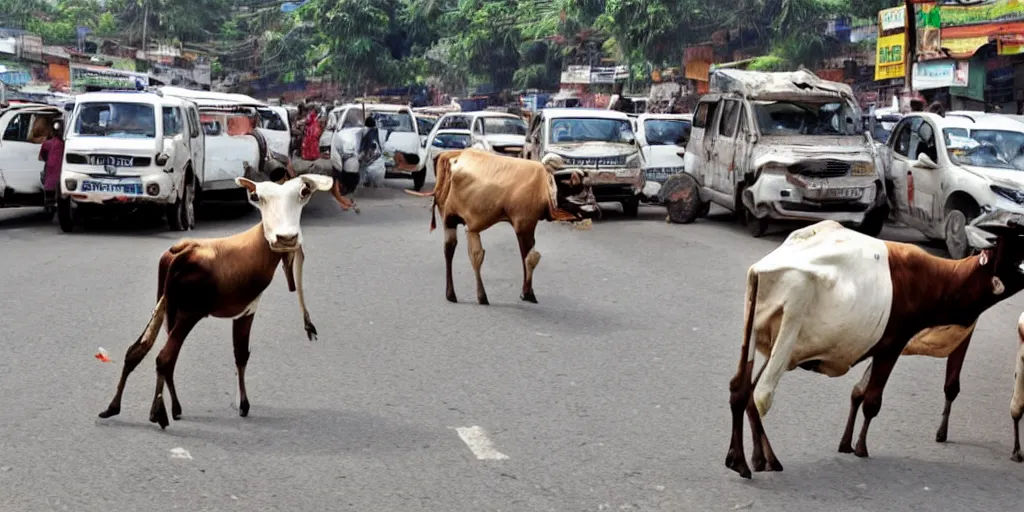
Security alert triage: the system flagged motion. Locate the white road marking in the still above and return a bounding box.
[455,426,509,460]
[169,447,192,460]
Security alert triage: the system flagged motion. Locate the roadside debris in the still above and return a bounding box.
[94,348,112,363]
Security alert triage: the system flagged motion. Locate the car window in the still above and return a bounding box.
[481,117,527,136]
[433,133,472,149]
[693,101,717,129]
[913,121,938,162]
[371,111,415,132]
[3,113,35,141]
[441,115,471,130]
[341,109,365,129]
[162,107,183,137]
[892,118,921,158]
[719,100,740,138]
[643,119,692,145]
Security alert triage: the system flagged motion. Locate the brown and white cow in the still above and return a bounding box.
[406,148,598,304]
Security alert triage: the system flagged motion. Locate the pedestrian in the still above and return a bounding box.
[301,104,322,161]
[38,119,64,212]
[927,101,946,117]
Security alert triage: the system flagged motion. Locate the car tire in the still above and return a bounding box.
[621,197,640,217]
[166,178,195,231]
[57,196,74,233]
[944,208,972,260]
[412,169,427,192]
[662,173,704,224]
[697,201,711,218]
[856,205,888,238]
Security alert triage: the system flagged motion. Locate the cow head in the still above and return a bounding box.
[236,175,334,253]
[552,169,600,220]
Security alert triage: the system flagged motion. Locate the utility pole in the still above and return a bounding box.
[903,0,917,111]
[141,0,150,60]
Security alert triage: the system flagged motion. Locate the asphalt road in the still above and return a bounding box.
[1,178,1023,512]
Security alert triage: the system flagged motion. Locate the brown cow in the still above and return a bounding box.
[406,148,598,304]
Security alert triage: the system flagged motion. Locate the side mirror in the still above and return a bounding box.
[627,137,637,146]
[421,138,427,148]
[913,154,939,169]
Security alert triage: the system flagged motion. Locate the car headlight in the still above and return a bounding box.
[850,162,875,177]
[991,184,1024,204]
[626,154,642,170]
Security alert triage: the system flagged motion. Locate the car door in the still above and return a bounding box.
[710,99,741,196]
[471,117,487,150]
[886,117,927,231]
[688,98,719,192]
[0,108,57,196]
[905,118,944,233]
[184,105,205,184]
[525,113,544,160]
[255,107,290,156]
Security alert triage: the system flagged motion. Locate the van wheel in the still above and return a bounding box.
[662,173,703,224]
[166,178,195,231]
[697,201,711,218]
[412,169,427,192]
[57,196,74,233]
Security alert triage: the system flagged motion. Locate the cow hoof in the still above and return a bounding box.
[477,296,490,306]
[725,452,752,479]
[446,292,458,303]
[751,454,767,472]
[98,405,120,419]
[520,292,538,304]
[854,445,869,458]
[935,429,948,443]
[837,442,854,454]
[171,403,182,421]
[239,400,250,418]
[149,402,170,430]
[766,458,783,472]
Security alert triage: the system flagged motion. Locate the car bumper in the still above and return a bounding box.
[60,170,177,205]
[745,172,878,224]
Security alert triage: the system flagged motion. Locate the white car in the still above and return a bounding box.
[60,91,205,232]
[425,128,473,177]
[0,102,64,211]
[880,111,1024,258]
[523,108,645,216]
[160,87,290,156]
[326,104,427,190]
[634,113,692,202]
[424,111,527,158]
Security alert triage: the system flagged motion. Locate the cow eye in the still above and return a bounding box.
[249,192,259,202]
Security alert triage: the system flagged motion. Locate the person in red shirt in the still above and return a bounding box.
[300,106,322,161]
[38,119,65,210]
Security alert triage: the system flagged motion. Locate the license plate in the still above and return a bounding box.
[823,187,863,199]
[89,155,133,167]
[80,179,143,195]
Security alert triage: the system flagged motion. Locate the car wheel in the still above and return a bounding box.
[744,207,769,238]
[412,169,427,192]
[697,201,711,218]
[855,205,888,237]
[662,173,704,224]
[621,197,640,217]
[166,179,193,231]
[944,208,971,260]
[57,196,74,233]
[181,177,196,230]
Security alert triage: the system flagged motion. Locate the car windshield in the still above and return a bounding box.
[643,119,691,145]
[417,116,437,134]
[948,129,1024,170]
[548,117,634,144]
[481,117,526,136]
[753,101,861,136]
[73,102,156,138]
[371,111,415,133]
[433,133,472,149]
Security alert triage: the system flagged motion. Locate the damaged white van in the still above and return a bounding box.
[662,69,887,237]
[60,91,204,232]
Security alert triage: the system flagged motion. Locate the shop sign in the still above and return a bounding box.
[943,36,990,58]
[70,65,149,92]
[879,7,907,32]
[912,60,969,90]
[875,33,907,81]
[936,0,1024,28]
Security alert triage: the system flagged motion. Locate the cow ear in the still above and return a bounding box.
[235,177,257,193]
[300,174,334,191]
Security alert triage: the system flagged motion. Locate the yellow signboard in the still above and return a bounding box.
[875,33,906,81]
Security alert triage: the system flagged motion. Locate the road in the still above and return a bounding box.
[1,177,1023,512]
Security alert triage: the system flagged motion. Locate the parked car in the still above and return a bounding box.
[60,91,205,232]
[634,113,692,203]
[194,103,262,197]
[0,102,64,213]
[424,111,528,158]
[879,111,1024,258]
[524,108,645,216]
[159,87,290,156]
[425,128,473,177]
[327,103,427,190]
[663,69,887,236]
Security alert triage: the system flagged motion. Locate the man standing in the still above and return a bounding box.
[38,119,64,213]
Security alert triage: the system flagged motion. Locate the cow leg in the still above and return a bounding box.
[233,314,254,417]
[444,225,458,303]
[99,296,167,419]
[936,334,973,442]
[149,314,201,428]
[1011,340,1024,462]
[853,352,900,458]
[745,363,782,472]
[467,230,489,305]
[726,272,761,479]
[516,226,539,303]
[839,361,872,453]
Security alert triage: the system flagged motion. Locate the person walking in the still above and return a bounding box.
[38,119,64,215]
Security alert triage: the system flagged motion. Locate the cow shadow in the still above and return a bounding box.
[96,405,439,456]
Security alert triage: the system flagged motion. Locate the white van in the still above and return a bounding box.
[60,91,205,232]
[0,102,65,212]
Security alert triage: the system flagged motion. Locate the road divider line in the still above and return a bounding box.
[455,426,509,460]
